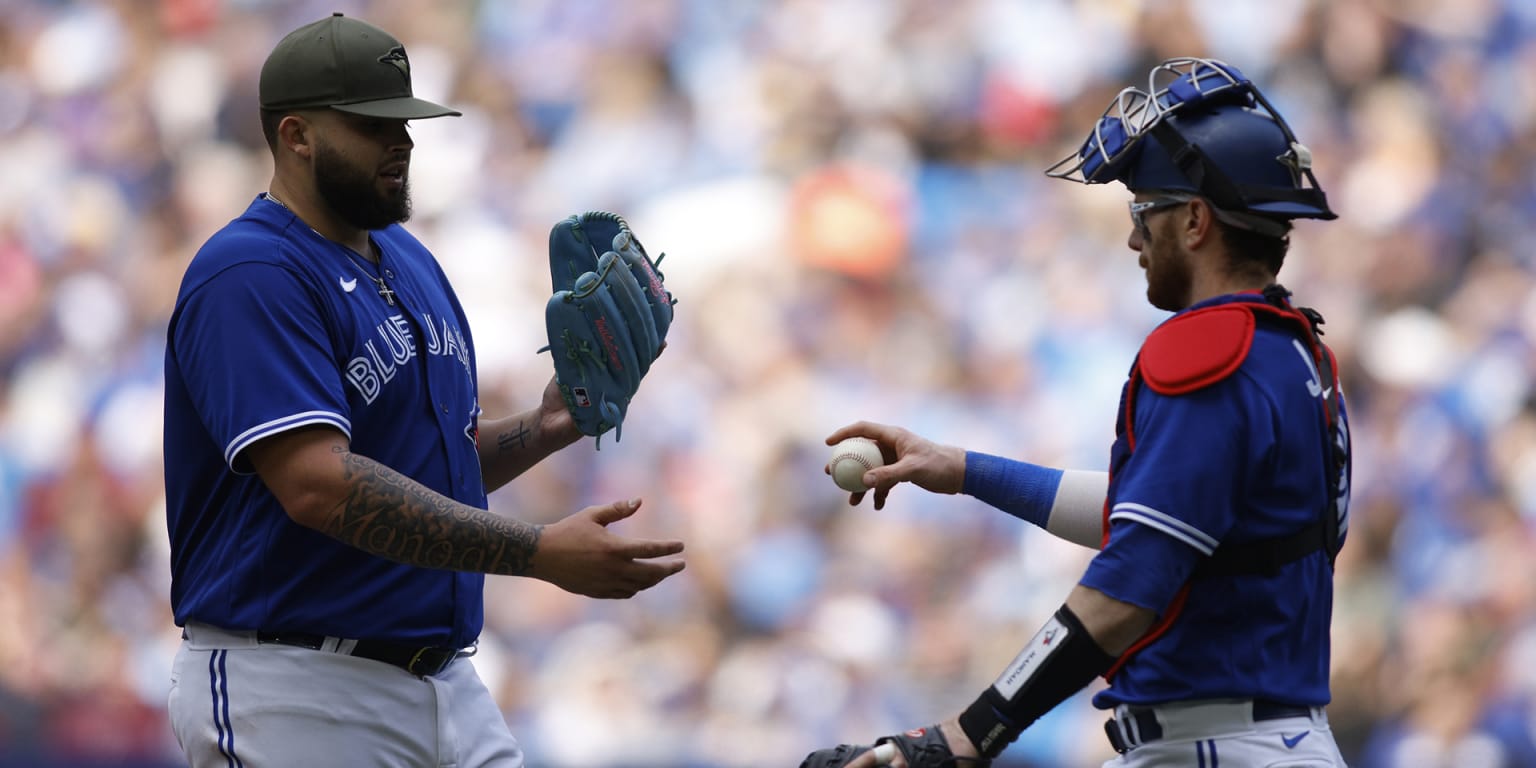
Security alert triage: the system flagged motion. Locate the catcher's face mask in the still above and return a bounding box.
[1047,57,1335,227]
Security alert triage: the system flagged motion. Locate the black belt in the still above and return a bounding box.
[256,631,465,677]
[1104,700,1314,754]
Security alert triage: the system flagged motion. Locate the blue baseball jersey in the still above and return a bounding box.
[164,195,486,648]
[1081,292,1351,709]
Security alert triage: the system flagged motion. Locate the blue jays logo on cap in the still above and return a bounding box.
[378,46,410,82]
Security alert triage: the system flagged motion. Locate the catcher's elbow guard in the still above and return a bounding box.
[958,604,1115,757]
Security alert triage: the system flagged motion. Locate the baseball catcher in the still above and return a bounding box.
[540,211,674,446]
[803,56,1349,768]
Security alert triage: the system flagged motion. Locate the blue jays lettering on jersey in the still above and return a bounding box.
[1079,292,1351,708]
[164,195,485,648]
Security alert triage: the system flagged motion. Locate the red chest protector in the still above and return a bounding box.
[1138,304,1259,396]
[1102,286,1347,678]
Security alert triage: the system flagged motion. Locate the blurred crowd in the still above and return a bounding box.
[1,0,1535,766]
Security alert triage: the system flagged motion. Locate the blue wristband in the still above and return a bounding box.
[961,452,1063,529]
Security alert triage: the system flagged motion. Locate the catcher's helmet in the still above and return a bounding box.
[1048,58,1335,233]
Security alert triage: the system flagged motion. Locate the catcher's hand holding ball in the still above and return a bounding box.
[828,437,884,492]
[824,421,967,508]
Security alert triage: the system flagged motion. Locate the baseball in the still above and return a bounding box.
[828,437,884,493]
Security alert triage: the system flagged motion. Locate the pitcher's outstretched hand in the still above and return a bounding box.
[527,498,684,598]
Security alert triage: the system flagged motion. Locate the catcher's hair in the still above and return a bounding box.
[1218,218,1289,279]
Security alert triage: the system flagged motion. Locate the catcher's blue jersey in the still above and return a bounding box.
[164,195,486,648]
[1080,292,1351,709]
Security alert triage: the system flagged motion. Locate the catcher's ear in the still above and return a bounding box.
[1182,197,1218,249]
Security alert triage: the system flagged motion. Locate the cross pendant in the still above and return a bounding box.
[373,278,397,306]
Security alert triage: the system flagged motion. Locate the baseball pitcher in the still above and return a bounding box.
[162,14,680,767]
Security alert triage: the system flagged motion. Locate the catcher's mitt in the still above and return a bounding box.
[800,727,990,768]
[540,211,674,446]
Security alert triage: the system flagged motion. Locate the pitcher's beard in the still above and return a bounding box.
[314,141,411,230]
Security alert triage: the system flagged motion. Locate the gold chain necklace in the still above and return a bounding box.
[265,192,397,306]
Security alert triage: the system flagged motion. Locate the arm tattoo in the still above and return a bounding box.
[320,448,542,575]
[495,421,532,452]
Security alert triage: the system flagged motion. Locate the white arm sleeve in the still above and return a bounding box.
[1043,470,1108,549]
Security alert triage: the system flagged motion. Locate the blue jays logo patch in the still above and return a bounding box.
[378,46,410,82]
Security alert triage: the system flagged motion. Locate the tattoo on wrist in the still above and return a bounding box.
[324,449,541,575]
[496,421,532,452]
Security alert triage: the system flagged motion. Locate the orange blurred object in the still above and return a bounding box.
[788,164,909,280]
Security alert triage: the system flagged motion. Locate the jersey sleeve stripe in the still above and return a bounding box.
[1108,502,1219,554]
[224,410,352,468]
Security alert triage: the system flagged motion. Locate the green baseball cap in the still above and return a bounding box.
[259,13,460,119]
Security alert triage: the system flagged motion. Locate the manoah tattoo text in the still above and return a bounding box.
[322,450,542,574]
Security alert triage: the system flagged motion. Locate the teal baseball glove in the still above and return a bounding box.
[540,211,674,446]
